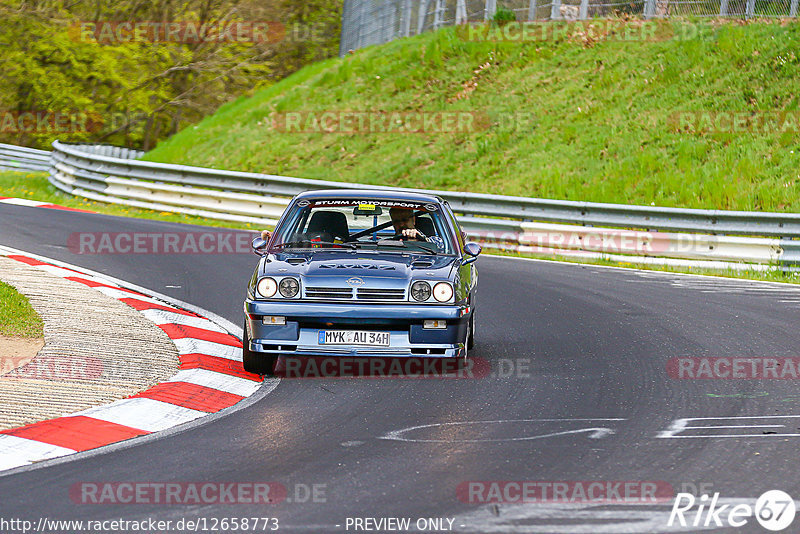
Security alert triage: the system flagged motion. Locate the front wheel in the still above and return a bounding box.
[461,320,471,362]
[242,320,277,376]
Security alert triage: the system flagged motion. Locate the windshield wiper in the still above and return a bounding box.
[414,243,439,255]
[376,238,405,247]
[272,241,357,250]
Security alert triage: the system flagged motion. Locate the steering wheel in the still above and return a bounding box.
[393,231,427,241]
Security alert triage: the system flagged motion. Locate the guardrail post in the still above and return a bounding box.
[550,0,562,19]
[528,0,538,19]
[340,0,351,54]
[579,0,589,19]
[644,0,657,17]
[418,0,430,32]
[790,0,798,17]
[780,238,800,272]
[401,0,412,36]
[433,0,445,29]
[745,0,756,17]
[484,0,497,20]
[357,0,369,49]
[380,1,397,42]
[456,0,468,23]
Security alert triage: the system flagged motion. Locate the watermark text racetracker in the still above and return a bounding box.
[470,227,717,256]
[70,481,326,505]
[71,21,284,44]
[70,20,335,45]
[458,480,673,504]
[456,19,719,43]
[1,355,102,380]
[670,111,800,134]
[0,111,102,134]
[668,357,800,379]
[68,232,256,255]
[262,111,535,134]
[273,356,538,379]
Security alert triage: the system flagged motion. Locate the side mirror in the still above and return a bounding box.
[462,242,482,265]
[251,237,267,256]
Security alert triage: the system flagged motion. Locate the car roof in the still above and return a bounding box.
[294,189,444,204]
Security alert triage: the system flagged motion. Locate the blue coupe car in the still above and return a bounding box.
[242,189,481,375]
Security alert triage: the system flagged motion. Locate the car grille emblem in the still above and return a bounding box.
[319,263,395,270]
[346,277,365,287]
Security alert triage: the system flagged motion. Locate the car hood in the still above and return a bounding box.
[261,250,459,282]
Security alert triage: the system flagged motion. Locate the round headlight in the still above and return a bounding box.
[279,277,299,298]
[411,281,431,302]
[433,282,453,302]
[257,277,278,298]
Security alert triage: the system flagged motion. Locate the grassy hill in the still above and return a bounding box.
[145,19,800,212]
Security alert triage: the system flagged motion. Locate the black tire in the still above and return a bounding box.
[467,312,475,350]
[242,320,278,375]
[461,320,471,362]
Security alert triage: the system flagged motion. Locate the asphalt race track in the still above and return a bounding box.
[2,202,800,533]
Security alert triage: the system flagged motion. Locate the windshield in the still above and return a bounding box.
[272,199,456,255]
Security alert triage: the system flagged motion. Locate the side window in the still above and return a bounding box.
[443,202,465,252]
[273,206,308,246]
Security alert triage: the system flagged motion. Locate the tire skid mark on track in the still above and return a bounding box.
[0,251,264,472]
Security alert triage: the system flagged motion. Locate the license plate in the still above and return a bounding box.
[319,330,390,346]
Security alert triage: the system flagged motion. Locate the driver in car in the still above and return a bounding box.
[259,206,434,244]
[389,207,428,241]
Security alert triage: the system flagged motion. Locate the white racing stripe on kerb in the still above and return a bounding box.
[139,309,226,333]
[166,369,261,397]
[0,198,48,207]
[0,435,76,471]
[92,286,163,304]
[35,264,106,283]
[70,398,207,432]
[173,338,242,362]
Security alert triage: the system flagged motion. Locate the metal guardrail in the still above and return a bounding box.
[0,143,51,173]
[2,141,799,270]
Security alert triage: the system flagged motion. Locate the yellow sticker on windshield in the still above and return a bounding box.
[358,203,376,211]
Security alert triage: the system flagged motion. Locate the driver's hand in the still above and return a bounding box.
[401,228,421,239]
[261,230,271,240]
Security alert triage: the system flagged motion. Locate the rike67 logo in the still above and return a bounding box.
[669,490,796,531]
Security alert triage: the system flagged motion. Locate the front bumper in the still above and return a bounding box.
[244,299,469,358]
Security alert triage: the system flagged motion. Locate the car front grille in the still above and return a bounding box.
[356,288,406,300]
[305,287,354,299]
[303,286,407,301]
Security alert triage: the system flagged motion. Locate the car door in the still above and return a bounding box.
[443,201,476,304]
